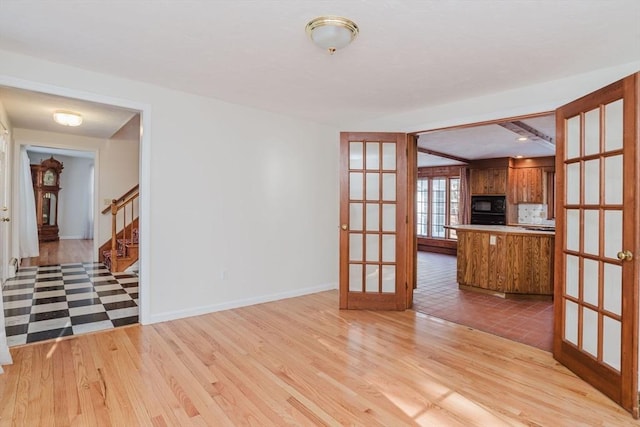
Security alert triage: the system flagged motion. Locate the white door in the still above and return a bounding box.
[0,129,10,282]
[554,73,639,417]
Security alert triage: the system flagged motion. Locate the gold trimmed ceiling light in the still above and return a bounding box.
[305,16,359,54]
[53,110,83,127]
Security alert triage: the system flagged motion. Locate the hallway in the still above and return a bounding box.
[413,251,553,351]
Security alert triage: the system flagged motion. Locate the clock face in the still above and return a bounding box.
[43,169,56,186]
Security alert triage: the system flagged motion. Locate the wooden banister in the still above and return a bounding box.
[103,186,139,272]
[101,185,139,215]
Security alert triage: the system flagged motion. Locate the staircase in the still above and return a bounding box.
[99,186,139,272]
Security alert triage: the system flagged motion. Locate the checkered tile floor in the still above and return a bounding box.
[3,262,138,346]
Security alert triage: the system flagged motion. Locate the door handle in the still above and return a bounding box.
[617,250,633,262]
[341,224,348,230]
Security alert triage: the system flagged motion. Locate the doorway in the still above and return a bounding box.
[411,113,556,351]
[0,84,145,346]
[21,146,95,266]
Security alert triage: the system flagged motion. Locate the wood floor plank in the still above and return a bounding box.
[20,239,94,266]
[1,290,635,426]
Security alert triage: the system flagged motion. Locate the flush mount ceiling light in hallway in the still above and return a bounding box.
[53,110,83,127]
[305,16,359,54]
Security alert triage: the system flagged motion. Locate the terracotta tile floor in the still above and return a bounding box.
[413,251,553,351]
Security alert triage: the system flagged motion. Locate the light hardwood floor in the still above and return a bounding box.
[0,290,634,426]
[20,239,94,266]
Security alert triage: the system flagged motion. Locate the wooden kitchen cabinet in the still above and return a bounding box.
[456,230,506,292]
[512,167,544,203]
[506,233,554,295]
[470,168,507,195]
[455,226,554,296]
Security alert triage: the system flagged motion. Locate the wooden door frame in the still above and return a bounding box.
[407,134,417,305]
[408,112,553,291]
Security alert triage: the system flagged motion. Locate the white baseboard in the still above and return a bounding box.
[59,235,86,240]
[146,282,337,325]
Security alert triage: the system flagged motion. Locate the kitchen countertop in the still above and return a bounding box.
[446,224,555,235]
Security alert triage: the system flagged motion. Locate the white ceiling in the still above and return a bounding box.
[417,114,555,167]
[0,86,136,139]
[0,0,638,130]
[0,1,631,351]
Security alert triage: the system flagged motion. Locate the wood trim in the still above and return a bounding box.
[407,135,417,300]
[415,111,554,135]
[622,72,639,418]
[469,157,512,169]
[417,237,457,249]
[395,134,409,310]
[417,165,464,178]
[546,170,555,220]
[511,156,555,168]
[417,238,457,256]
[339,136,349,309]
[417,147,470,164]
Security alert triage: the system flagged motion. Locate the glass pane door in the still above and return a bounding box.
[554,74,638,416]
[340,133,408,310]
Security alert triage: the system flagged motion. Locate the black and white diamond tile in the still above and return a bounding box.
[3,262,138,346]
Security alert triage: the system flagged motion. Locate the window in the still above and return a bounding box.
[417,179,429,236]
[417,176,460,240]
[431,178,446,237]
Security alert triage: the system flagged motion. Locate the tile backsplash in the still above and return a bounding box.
[518,204,552,225]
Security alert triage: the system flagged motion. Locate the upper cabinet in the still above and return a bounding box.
[511,167,544,203]
[469,157,555,224]
[470,167,508,195]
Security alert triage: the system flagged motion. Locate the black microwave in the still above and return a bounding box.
[471,195,506,215]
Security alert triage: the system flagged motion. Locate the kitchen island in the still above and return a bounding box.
[449,225,554,298]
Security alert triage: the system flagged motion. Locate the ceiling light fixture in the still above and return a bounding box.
[305,16,359,54]
[516,136,529,142]
[53,111,83,127]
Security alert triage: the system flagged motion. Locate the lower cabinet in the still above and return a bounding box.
[456,229,554,296]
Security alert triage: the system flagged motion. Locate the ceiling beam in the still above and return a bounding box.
[498,121,555,146]
[417,147,470,164]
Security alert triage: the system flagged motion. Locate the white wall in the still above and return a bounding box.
[97,115,140,243]
[347,61,640,132]
[27,151,93,239]
[0,49,340,324]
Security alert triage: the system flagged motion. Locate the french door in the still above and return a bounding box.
[339,132,413,310]
[554,73,639,417]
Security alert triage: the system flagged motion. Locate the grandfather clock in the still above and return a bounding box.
[31,157,64,242]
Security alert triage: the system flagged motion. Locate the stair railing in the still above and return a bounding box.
[108,187,139,269]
